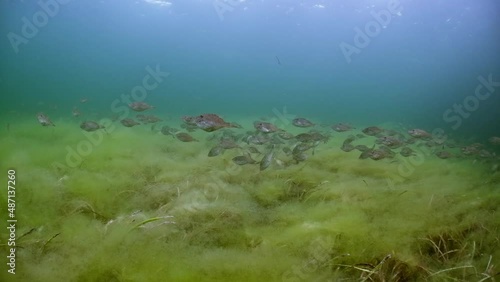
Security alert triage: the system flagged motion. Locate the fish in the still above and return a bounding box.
[180,123,198,132]
[247,146,261,154]
[233,154,257,165]
[341,143,355,152]
[362,126,383,136]
[489,136,500,146]
[295,133,314,142]
[277,131,295,140]
[120,118,140,127]
[245,134,270,145]
[377,136,404,149]
[282,147,292,156]
[292,142,315,155]
[182,115,196,125]
[359,150,372,159]
[80,98,88,103]
[80,121,104,132]
[378,146,396,158]
[292,118,315,128]
[368,149,387,160]
[478,150,495,159]
[180,116,197,131]
[208,146,225,157]
[343,135,356,145]
[150,123,160,133]
[254,121,280,133]
[269,135,285,145]
[260,150,274,171]
[358,147,390,160]
[407,129,431,138]
[72,107,81,117]
[194,113,239,132]
[461,144,482,155]
[218,138,241,149]
[36,112,55,126]
[354,145,370,152]
[385,129,403,138]
[160,125,179,137]
[309,132,329,143]
[435,151,453,159]
[400,147,415,157]
[292,152,308,162]
[175,132,198,142]
[136,114,162,124]
[332,122,353,132]
[129,102,155,112]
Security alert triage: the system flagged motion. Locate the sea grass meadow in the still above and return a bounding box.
[1,0,500,281]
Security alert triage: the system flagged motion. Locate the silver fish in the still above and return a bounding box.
[218,138,241,149]
[72,107,81,117]
[208,146,225,157]
[354,145,370,152]
[136,114,162,124]
[246,134,270,145]
[282,147,292,156]
[161,125,179,137]
[292,142,315,155]
[80,121,104,132]
[36,113,55,126]
[400,147,415,157]
[293,152,308,162]
[407,129,431,138]
[194,113,238,132]
[120,118,140,127]
[277,131,295,140]
[341,143,355,152]
[377,136,404,149]
[175,132,198,142]
[254,121,279,133]
[232,154,257,165]
[435,151,453,159]
[332,122,353,132]
[260,151,274,171]
[362,126,383,136]
[292,118,315,128]
[489,136,500,146]
[247,146,261,154]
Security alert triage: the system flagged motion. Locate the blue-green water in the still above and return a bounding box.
[1,1,500,281]
[2,0,500,136]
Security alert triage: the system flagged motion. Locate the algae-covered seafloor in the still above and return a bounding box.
[0,115,499,282]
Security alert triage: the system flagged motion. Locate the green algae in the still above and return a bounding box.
[0,117,499,281]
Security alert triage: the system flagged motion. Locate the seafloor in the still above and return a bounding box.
[0,115,499,281]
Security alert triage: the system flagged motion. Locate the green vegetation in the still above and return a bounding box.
[0,117,499,281]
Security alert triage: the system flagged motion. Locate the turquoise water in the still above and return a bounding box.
[1,1,499,135]
[1,1,500,281]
